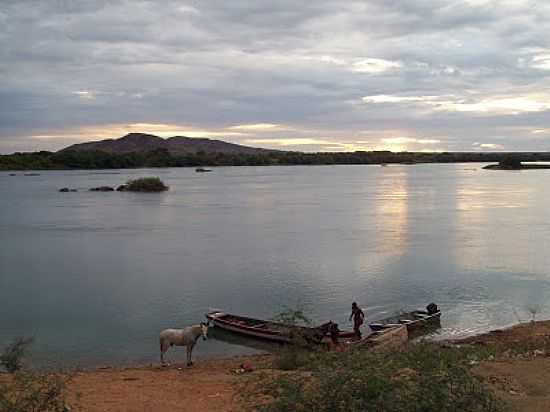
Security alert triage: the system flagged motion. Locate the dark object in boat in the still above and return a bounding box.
[369,304,442,333]
[426,302,438,315]
[196,167,212,173]
[90,186,115,191]
[206,310,356,344]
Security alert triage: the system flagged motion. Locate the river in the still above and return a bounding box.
[1,164,550,368]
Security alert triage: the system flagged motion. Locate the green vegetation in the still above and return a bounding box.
[271,307,312,327]
[123,177,169,192]
[0,371,66,412]
[3,148,550,170]
[253,342,505,412]
[0,337,67,412]
[270,308,315,371]
[499,155,522,169]
[0,337,33,374]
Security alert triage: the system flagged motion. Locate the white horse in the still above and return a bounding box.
[159,322,209,366]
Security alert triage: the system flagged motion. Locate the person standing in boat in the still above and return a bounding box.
[349,302,365,338]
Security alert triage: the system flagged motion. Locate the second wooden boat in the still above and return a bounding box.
[369,305,441,333]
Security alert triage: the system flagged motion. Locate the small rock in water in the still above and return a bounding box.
[90,186,114,192]
[59,187,70,192]
[116,184,127,191]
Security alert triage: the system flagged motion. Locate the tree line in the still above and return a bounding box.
[2,148,550,170]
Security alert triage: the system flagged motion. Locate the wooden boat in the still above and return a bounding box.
[342,324,408,351]
[368,308,441,333]
[206,310,356,344]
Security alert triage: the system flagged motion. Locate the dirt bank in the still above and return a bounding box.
[65,355,272,412]
[62,322,550,411]
[460,321,550,412]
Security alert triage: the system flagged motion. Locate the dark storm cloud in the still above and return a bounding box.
[1,0,550,153]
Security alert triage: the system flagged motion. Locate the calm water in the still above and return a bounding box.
[2,164,550,368]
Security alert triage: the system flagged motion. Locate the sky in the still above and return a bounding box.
[1,0,550,154]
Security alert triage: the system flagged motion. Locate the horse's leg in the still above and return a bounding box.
[187,344,194,367]
[160,339,168,365]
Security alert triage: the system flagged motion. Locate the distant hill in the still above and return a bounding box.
[60,133,275,155]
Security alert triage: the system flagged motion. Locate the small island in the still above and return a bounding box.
[117,177,169,192]
[483,156,550,170]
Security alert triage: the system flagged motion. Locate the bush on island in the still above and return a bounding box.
[123,177,169,192]
[499,155,522,169]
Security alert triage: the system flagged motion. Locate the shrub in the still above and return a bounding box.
[499,156,521,169]
[0,371,67,412]
[124,177,168,192]
[271,308,316,370]
[255,343,505,412]
[271,308,312,327]
[273,347,312,371]
[1,337,33,373]
[0,337,67,411]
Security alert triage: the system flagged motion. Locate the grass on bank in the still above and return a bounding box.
[0,337,68,412]
[124,177,168,192]
[250,342,506,412]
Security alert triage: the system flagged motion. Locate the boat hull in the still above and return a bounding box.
[207,311,358,344]
[369,310,441,333]
[344,324,408,351]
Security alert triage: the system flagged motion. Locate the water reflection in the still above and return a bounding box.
[370,169,410,258]
[4,166,550,366]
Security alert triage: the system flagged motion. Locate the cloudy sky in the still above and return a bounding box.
[2,0,550,154]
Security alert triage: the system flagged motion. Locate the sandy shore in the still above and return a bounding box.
[63,355,273,412]
[45,321,550,411]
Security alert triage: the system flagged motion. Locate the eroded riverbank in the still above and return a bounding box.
[30,320,550,411]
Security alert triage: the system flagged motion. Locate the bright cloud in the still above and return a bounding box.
[362,95,434,104]
[472,142,505,150]
[244,138,334,146]
[228,123,282,131]
[363,94,550,114]
[72,90,96,100]
[382,137,441,145]
[531,53,550,70]
[351,58,402,74]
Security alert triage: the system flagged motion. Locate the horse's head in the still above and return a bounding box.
[200,322,209,341]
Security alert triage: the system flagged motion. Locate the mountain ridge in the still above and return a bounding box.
[60,133,276,155]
